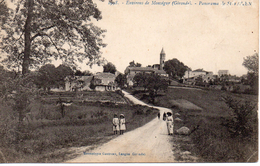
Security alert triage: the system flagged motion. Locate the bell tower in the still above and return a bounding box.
[160,48,165,70]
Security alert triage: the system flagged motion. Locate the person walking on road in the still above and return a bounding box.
[166,112,174,135]
[158,112,160,119]
[163,112,166,121]
[119,114,126,135]
[112,114,119,135]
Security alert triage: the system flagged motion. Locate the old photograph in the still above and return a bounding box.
[0,0,258,163]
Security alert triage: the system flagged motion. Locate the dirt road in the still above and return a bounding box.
[67,91,174,163]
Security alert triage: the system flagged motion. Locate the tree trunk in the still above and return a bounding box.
[22,0,33,75]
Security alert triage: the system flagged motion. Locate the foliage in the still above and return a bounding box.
[222,96,257,138]
[194,75,205,86]
[33,64,73,91]
[0,0,8,25]
[0,0,106,74]
[242,53,259,94]
[0,67,38,146]
[133,72,169,103]
[133,72,149,90]
[164,58,189,79]
[55,64,74,87]
[75,70,92,76]
[36,64,57,91]
[103,62,116,74]
[115,73,126,88]
[242,53,259,74]
[129,60,142,67]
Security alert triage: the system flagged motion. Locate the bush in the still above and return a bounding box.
[221,96,257,138]
[115,90,124,97]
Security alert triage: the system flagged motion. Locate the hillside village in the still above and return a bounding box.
[0,0,258,163]
[58,48,251,94]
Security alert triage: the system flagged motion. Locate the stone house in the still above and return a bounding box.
[93,72,117,91]
[124,66,168,86]
[183,69,214,84]
[65,76,93,91]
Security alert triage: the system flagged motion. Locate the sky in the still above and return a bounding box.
[77,0,258,76]
[1,0,259,76]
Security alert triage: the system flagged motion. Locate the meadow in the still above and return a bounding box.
[129,87,258,162]
[0,91,158,163]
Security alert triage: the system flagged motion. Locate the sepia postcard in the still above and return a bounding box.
[0,0,258,164]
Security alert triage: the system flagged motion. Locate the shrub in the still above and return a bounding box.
[221,96,257,138]
[115,90,124,97]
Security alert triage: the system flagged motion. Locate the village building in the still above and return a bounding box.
[124,48,168,86]
[183,68,214,84]
[65,76,93,91]
[64,72,117,92]
[93,72,117,91]
[218,70,229,76]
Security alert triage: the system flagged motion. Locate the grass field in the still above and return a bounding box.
[0,91,158,163]
[128,87,258,162]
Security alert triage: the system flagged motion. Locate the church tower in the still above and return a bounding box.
[160,48,165,70]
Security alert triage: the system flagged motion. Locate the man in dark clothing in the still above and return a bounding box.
[163,112,166,121]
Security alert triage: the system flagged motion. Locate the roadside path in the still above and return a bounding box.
[67,90,174,163]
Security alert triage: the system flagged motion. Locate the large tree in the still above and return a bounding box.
[164,58,189,79]
[0,0,106,75]
[55,64,74,87]
[133,72,168,92]
[242,53,258,75]
[0,0,8,25]
[103,62,116,74]
[242,53,259,94]
[35,64,57,91]
[115,73,126,88]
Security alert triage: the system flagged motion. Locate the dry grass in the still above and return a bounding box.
[0,91,158,163]
[128,87,258,162]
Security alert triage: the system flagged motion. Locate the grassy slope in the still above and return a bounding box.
[0,91,158,163]
[129,87,258,162]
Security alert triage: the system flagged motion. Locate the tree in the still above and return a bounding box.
[242,53,259,94]
[0,70,37,143]
[222,96,257,138]
[129,60,142,67]
[133,72,149,90]
[0,0,8,25]
[0,0,106,75]
[35,64,57,91]
[133,72,169,93]
[164,59,189,79]
[75,70,92,76]
[242,53,259,75]
[115,73,126,88]
[195,75,205,87]
[55,64,74,87]
[133,72,169,103]
[103,62,116,74]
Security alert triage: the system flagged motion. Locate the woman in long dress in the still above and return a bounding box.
[166,112,174,135]
[119,114,126,135]
[112,114,119,135]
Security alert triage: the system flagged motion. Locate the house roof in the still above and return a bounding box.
[127,67,155,72]
[76,76,93,82]
[94,72,116,79]
[193,69,208,72]
[126,66,167,75]
[154,69,167,75]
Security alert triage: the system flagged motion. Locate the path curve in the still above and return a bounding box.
[67,90,174,163]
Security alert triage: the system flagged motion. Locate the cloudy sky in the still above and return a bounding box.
[82,0,258,76]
